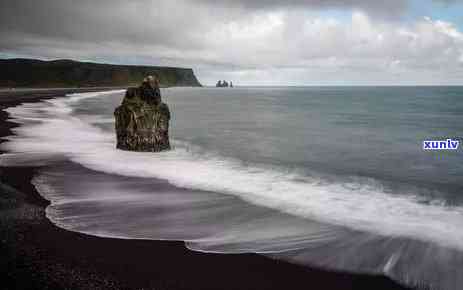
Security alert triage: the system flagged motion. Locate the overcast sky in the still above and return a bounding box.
[1,0,463,85]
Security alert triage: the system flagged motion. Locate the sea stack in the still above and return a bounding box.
[114,76,171,152]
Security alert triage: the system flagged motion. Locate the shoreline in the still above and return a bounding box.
[0,89,410,289]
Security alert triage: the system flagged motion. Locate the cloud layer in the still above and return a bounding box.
[1,0,462,85]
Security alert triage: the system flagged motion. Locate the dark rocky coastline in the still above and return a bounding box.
[0,58,202,88]
[0,88,411,290]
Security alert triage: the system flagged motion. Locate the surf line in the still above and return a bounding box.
[423,138,460,150]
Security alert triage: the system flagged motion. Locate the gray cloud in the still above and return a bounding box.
[1,0,206,48]
[0,0,408,49]
[197,0,409,16]
[1,0,462,85]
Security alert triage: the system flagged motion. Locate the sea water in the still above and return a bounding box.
[1,86,463,290]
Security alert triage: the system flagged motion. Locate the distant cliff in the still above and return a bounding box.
[0,58,202,88]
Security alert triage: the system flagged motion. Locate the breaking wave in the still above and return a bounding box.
[2,90,463,290]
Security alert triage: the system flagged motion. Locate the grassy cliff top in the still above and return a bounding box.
[0,58,202,88]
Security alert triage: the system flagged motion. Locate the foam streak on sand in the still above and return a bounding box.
[2,90,463,290]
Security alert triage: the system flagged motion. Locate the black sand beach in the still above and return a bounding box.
[0,89,410,290]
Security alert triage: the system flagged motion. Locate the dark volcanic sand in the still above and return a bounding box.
[0,88,410,290]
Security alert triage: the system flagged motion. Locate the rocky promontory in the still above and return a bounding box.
[0,58,202,88]
[114,76,171,152]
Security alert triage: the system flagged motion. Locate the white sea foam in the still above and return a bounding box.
[2,90,463,255]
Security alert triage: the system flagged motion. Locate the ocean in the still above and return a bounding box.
[2,86,463,290]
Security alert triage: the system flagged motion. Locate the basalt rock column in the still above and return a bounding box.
[114,79,171,152]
